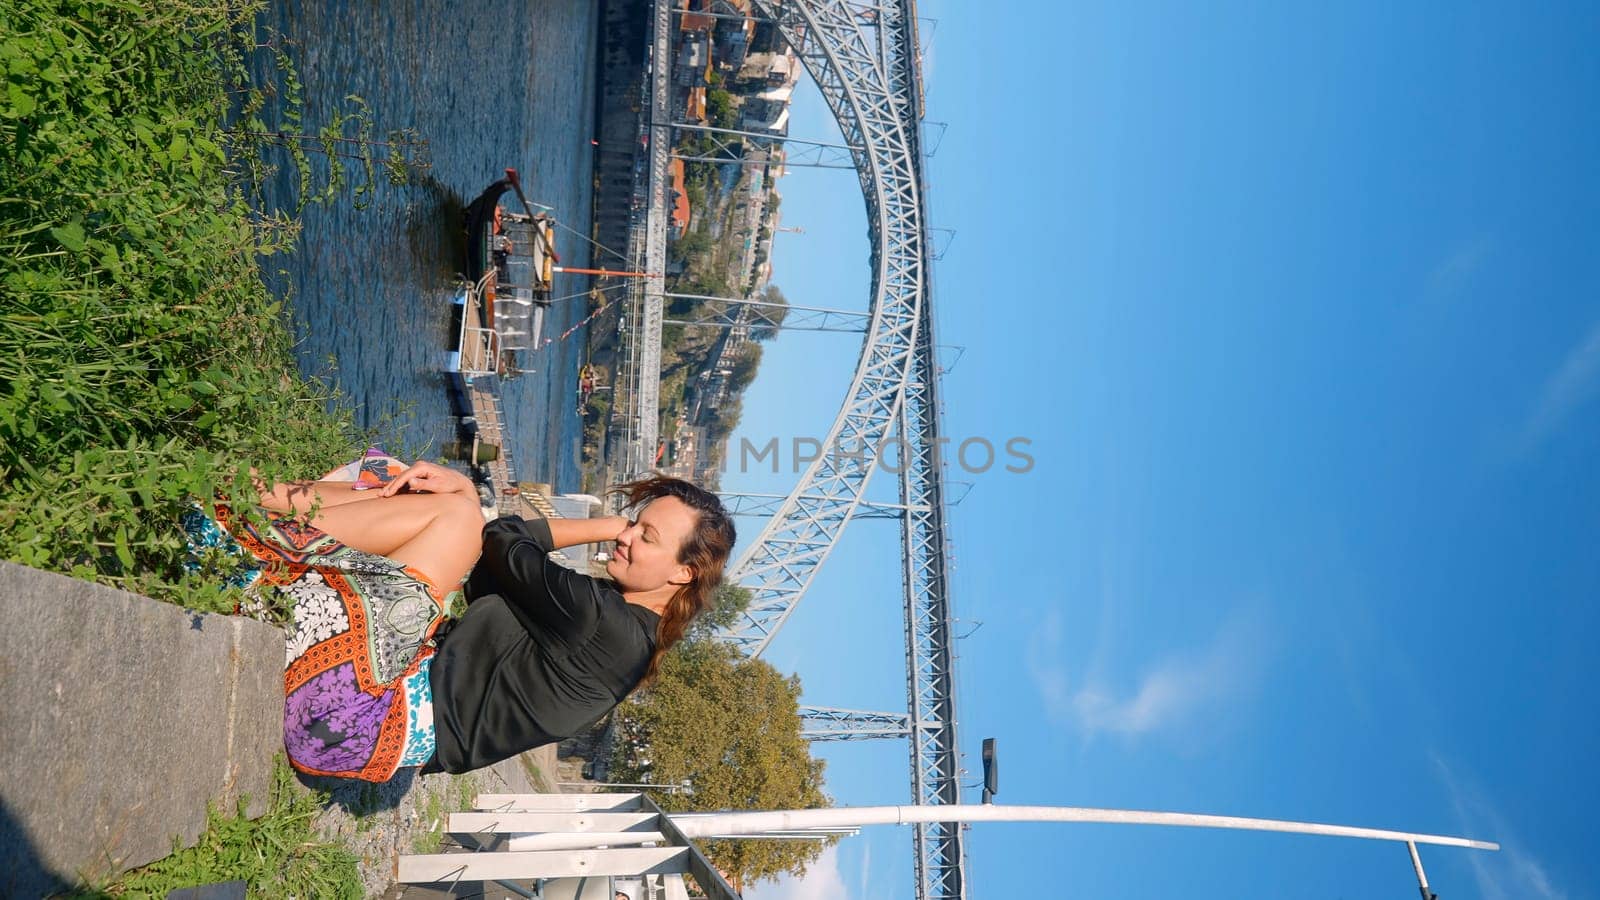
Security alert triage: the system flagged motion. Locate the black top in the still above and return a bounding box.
[424,516,660,774]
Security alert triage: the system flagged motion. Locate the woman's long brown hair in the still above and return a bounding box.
[612,475,736,683]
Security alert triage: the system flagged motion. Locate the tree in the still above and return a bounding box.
[668,229,711,263]
[706,395,745,441]
[688,583,752,640]
[659,322,687,362]
[610,640,833,887]
[707,88,738,131]
[685,173,708,210]
[751,284,790,341]
[726,344,762,394]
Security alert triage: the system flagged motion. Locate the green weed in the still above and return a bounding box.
[0,0,420,612]
[411,774,480,856]
[412,788,447,855]
[68,758,362,899]
[519,753,554,792]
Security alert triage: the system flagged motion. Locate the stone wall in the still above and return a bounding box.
[0,562,284,897]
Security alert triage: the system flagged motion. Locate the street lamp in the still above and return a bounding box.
[981,737,998,805]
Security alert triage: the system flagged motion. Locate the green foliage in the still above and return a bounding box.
[70,757,362,899]
[666,293,700,316]
[726,343,763,395]
[581,387,611,469]
[669,227,711,263]
[716,395,745,437]
[674,131,709,158]
[706,88,737,130]
[669,272,731,301]
[751,284,789,341]
[611,639,833,887]
[231,95,431,213]
[684,171,708,210]
[658,368,689,436]
[686,582,751,640]
[660,322,687,357]
[412,774,480,855]
[220,19,430,213]
[0,0,382,608]
[412,789,448,855]
[700,396,740,446]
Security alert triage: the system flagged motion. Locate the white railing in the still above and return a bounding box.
[398,796,1496,899]
[397,792,740,900]
[456,273,502,378]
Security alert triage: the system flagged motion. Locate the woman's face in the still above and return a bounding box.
[607,496,698,592]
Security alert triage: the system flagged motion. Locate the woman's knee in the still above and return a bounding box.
[441,494,488,536]
[391,495,485,588]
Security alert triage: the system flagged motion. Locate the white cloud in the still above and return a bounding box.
[1520,320,1600,452]
[1027,611,1268,740]
[854,842,873,899]
[745,845,850,900]
[1425,236,1493,303]
[1432,754,1566,900]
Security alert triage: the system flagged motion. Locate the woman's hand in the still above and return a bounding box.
[379,461,479,498]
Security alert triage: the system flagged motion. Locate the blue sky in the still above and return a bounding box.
[725,1,1600,898]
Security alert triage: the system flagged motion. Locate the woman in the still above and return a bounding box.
[225,457,736,782]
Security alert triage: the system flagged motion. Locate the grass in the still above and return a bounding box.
[411,787,448,855]
[2,0,428,894]
[0,0,411,614]
[410,774,481,855]
[350,783,384,833]
[520,753,554,793]
[68,758,363,899]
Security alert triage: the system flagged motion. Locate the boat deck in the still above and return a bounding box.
[454,272,500,378]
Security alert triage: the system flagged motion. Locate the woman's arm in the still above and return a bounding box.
[547,516,628,550]
[379,461,479,499]
[477,516,606,645]
[255,478,384,514]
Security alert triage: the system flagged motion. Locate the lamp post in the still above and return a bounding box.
[555,780,693,796]
[980,737,998,805]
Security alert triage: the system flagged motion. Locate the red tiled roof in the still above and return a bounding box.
[680,0,714,31]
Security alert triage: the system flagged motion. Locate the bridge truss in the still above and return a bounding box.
[707,3,968,899]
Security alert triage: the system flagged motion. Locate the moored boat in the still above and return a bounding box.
[442,169,558,513]
[450,168,558,380]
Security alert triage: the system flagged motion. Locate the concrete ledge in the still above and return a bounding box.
[0,562,285,898]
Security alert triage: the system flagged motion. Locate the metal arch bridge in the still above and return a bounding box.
[694,3,966,900]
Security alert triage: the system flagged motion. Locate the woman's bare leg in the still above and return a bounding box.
[300,492,485,588]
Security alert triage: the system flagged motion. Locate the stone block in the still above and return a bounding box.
[0,562,285,897]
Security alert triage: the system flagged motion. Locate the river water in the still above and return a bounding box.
[253,0,600,492]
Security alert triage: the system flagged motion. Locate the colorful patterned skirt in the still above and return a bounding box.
[192,452,459,782]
